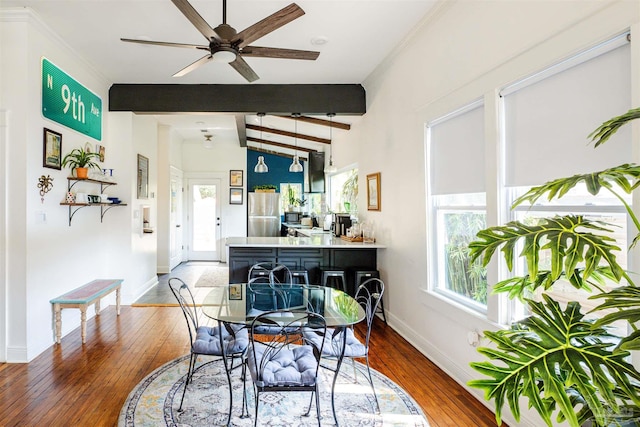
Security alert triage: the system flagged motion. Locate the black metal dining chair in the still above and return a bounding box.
[245,310,327,427]
[303,278,385,420]
[168,277,249,426]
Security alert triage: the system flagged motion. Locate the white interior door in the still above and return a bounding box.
[187,179,221,261]
[169,167,184,270]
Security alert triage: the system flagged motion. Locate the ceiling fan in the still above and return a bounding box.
[121,0,320,82]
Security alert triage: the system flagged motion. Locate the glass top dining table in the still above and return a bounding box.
[201,283,365,327]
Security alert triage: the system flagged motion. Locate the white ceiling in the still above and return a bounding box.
[3,0,437,145]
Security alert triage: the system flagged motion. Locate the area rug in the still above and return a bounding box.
[118,355,429,427]
[194,266,230,287]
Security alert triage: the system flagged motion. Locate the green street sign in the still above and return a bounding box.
[41,57,102,141]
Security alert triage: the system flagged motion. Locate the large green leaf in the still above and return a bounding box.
[469,295,640,427]
[492,266,618,300]
[469,215,624,286]
[589,107,640,148]
[513,164,640,208]
[591,286,640,351]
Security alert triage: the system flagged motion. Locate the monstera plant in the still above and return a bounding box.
[468,108,640,427]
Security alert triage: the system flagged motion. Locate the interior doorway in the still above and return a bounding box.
[187,179,222,261]
[169,167,184,270]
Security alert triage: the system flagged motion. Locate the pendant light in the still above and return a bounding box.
[203,134,214,149]
[289,113,303,173]
[254,113,268,173]
[324,113,337,173]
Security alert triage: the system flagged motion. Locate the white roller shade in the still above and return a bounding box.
[429,102,485,195]
[504,38,631,187]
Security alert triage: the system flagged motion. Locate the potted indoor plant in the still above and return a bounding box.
[61,146,101,178]
[467,108,640,427]
[253,184,277,193]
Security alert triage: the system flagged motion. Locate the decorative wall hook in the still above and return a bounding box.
[38,175,54,203]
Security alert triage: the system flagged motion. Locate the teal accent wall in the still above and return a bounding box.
[247,150,304,191]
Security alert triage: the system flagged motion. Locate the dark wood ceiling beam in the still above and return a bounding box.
[247,136,317,153]
[246,124,330,145]
[235,114,247,147]
[276,114,351,130]
[251,146,308,162]
[109,84,366,114]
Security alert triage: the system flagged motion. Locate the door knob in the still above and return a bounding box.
[176,224,181,228]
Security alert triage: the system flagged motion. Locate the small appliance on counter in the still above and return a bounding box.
[332,213,352,237]
[284,211,302,224]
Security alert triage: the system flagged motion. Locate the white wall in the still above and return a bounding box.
[0,10,160,361]
[343,1,640,426]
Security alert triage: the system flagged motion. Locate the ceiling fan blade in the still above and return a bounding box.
[173,54,213,77]
[171,0,222,42]
[241,46,319,61]
[121,38,208,50]
[232,3,304,48]
[229,55,259,82]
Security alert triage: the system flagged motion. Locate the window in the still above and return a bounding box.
[328,168,358,214]
[501,32,631,327]
[280,183,303,214]
[427,101,487,310]
[433,193,488,309]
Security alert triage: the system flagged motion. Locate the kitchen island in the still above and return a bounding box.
[226,235,386,295]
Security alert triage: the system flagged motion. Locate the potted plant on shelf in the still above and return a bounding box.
[61,146,101,179]
[467,108,640,427]
[253,184,277,193]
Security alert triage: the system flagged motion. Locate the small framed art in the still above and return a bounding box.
[229,283,242,300]
[230,188,243,205]
[43,128,62,170]
[366,172,381,211]
[230,170,243,187]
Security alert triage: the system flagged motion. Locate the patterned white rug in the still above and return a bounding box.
[194,266,230,287]
[118,355,429,427]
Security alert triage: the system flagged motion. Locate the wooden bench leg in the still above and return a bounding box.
[54,303,62,344]
[80,305,87,344]
[95,299,101,315]
[116,286,121,315]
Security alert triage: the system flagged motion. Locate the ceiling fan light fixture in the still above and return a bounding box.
[211,48,237,63]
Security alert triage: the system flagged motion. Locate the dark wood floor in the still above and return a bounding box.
[0,267,505,427]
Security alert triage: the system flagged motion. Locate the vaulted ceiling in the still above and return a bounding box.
[3,0,438,157]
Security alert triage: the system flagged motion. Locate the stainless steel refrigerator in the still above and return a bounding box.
[248,192,281,237]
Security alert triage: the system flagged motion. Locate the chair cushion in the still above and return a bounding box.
[193,324,248,355]
[303,327,366,358]
[248,342,318,387]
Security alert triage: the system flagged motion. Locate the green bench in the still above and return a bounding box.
[50,279,123,344]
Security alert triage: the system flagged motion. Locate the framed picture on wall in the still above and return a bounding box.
[43,128,62,170]
[230,170,243,187]
[137,154,149,199]
[230,188,243,205]
[367,172,381,211]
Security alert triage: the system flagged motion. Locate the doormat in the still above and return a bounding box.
[194,265,230,287]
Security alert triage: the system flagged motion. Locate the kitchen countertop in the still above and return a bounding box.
[226,236,386,249]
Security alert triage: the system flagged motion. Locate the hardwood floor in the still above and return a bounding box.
[0,268,505,426]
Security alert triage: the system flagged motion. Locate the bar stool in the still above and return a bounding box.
[289,268,310,285]
[353,269,386,323]
[320,267,347,293]
[248,263,292,284]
